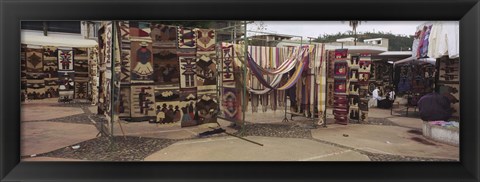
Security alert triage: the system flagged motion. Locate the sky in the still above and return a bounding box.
[248,21,429,39]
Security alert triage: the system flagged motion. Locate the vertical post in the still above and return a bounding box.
[242,21,248,133]
[42,21,48,36]
[323,49,328,128]
[310,38,315,120]
[109,21,116,150]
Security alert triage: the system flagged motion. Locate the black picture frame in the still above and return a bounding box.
[1,0,479,181]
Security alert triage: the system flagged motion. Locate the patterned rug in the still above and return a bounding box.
[130,40,154,82]
[58,48,74,71]
[151,24,177,48]
[152,47,179,87]
[196,52,217,86]
[222,86,241,122]
[179,56,197,89]
[178,27,196,49]
[194,28,215,52]
[130,85,156,122]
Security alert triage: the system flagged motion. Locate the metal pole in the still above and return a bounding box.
[310,38,315,120]
[241,21,248,134]
[323,48,328,128]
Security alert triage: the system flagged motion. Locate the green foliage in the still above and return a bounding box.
[314,31,414,51]
[150,21,213,28]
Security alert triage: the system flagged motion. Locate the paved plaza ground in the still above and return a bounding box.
[21,98,459,161]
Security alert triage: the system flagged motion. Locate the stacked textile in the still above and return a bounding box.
[22,44,94,101]
[437,57,460,118]
[21,45,27,101]
[348,55,360,121]
[43,46,59,98]
[333,49,349,124]
[357,53,371,122]
[26,45,46,99]
[74,47,90,99]
[326,50,336,108]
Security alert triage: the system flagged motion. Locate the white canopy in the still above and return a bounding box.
[21,30,97,47]
[393,56,436,66]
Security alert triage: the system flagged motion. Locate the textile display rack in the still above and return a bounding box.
[222,30,327,127]
[215,21,249,136]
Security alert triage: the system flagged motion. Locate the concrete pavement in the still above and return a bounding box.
[20,99,459,161]
[21,121,98,156]
[144,136,370,161]
[311,124,459,160]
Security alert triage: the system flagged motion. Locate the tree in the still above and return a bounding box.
[347,21,363,45]
[314,31,414,51]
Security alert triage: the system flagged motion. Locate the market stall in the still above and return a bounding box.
[20,29,99,102]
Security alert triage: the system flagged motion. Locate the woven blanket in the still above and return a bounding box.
[129,21,151,38]
[196,85,218,125]
[179,56,197,89]
[151,24,177,48]
[152,47,180,87]
[26,48,44,73]
[178,27,196,49]
[130,85,156,122]
[130,40,154,82]
[194,28,215,52]
[43,46,58,79]
[196,52,217,86]
[222,87,242,121]
[118,87,131,118]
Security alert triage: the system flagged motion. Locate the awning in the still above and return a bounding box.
[393,56,436,66]
[21,30,97,47]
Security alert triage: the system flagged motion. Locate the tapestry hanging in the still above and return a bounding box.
[58,71,75,91]
[151,24,177,48]
[334,61,348,78]
[74,59,89,79]
[44,78,59,98]
[26,47,46,99]
[154,87,195,125]
[179,56,197,89]
[437,57,460,118]
[21,45,27,97]
[57,48,74,71]
[43,46,58,78]
[130,85,156,122]
[221,45,235,83]
[119,21,130,41]
[26,48,44,73]
[74,81,88,99]
[222,87,241,121]
[152,47,180,86]
[194,28,215,52]
[129,21,151,38]
[130,40,154,82]
[438,58,459,82]
[357,53,371,122]
[119,21,132,84]
[118,86,131,118]
[327,82,334,107]
[178,27,196,49]
[26,79,46,99]
[333,49,349,125]
[196,85,218,124]
[196,52,217,86]
[179,88,198,127]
